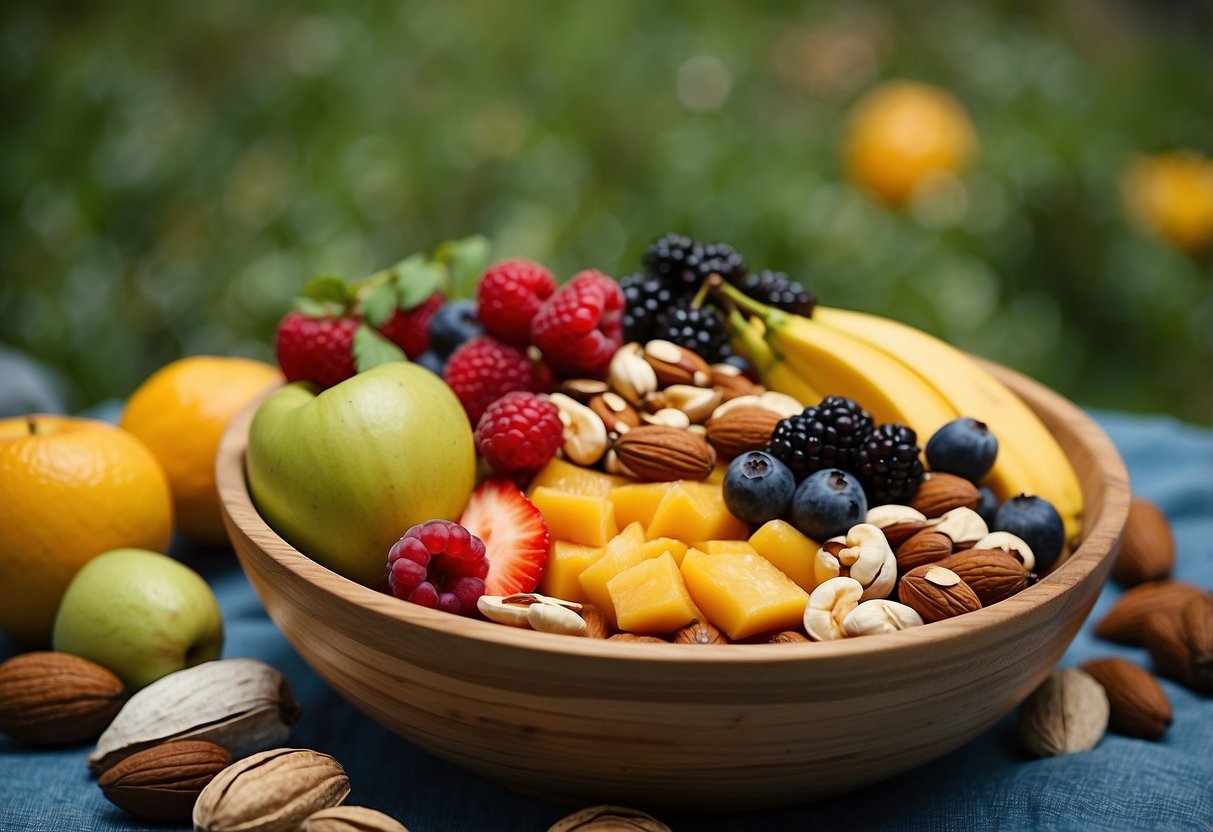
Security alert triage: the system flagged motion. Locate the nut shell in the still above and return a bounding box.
[1093,580,1206,646]
[1019,668,1109,757]
[705,407,781,459]
[909,472,980,518]
[672,620,729,645]
[98,739,232,822]
[1143,594,1213,694]
[548,804,672,832]
[897,565,982,623]
[613,425,714,482]
[1113,498,1175,587]
[1080,658,1172,740]
[936,549,1029,606]
[301,806,410,832]
[0,651,125,746]
[894,530,952,575]
[192,747,350,832]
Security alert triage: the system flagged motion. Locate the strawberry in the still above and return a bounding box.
[378,291,444,359]
[458,479,550,597]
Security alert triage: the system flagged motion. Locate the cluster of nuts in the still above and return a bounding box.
[550,339,801,481]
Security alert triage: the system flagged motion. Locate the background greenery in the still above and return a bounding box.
[2,1,1210,423]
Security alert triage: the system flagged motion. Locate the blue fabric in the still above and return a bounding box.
[1,410,1210,831]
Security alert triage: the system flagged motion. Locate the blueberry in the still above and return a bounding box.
[414,350,445,376]
[925,418,999,483]
[428,300,482,359]
[974,486,1000,528]
[723,451,796,526]
[994,494,1064,572]
[790,468,867,542]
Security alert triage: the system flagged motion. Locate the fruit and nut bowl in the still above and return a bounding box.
[217,235,1130,809]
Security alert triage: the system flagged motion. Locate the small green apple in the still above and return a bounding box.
[246,360,476,585]
[52,548,224,691]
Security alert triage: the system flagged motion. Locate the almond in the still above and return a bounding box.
[607,633,667,644]
[98,740,232,821]
[612,425,714,482]
[767,631,810,644]
[937,549,1029,606]
[897,565,982,623]
[894,529,953,575]
[909,472,981,518]
[709,364,764,401]
[1079,658,1172,740]
[1144,594,1213,694]
[587,392,641,435]
[672,620,729,645]
[0,651,125,745]
[1093,580,1206,645]
[1112,498,1175,587]
[578,605,612,639]
[705,407,781,459]
[642,340,711,387]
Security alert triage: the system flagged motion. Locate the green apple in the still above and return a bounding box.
[52,548,224,691]
[245,360,476,585]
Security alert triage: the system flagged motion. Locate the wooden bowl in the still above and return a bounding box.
[216,363,1129,811]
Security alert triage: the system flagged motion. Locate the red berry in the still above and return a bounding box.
[477,259,557,346]
[378,292,444,359]
[443,336,541,424]
[459,479,549,597]
[530,270,624,378]
[274,310,359,390]
[387,519,488,615]
[475,392,563,476]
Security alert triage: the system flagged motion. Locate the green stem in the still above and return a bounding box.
[26,417,38,436]
[710,276,784,328]
[726,309,779,376]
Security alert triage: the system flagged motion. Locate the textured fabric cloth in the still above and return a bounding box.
[1,411,1210,831]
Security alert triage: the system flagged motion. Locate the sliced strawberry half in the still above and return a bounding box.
[458,479,549,596]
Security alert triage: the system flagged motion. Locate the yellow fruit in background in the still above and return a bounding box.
[842,80,977,206]
[0,415,173,644]
[120,356,280,546]
[1121,151,1213,253]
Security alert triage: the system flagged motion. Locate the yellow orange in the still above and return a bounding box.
[120,356,280,545]
[0,415,174,644]
[842,80,977,206]
[1121,151,1213,253]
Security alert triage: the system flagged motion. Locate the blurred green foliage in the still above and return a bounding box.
[2,0,1210,422]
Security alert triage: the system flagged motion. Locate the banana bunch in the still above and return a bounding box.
[718,283,1083,544]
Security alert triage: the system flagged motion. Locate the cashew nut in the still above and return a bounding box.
[608,342,659,405]
[927,507,989,549]
[549,392,609,466]
[842,599,924,637]
[803,577,864,641]
[527,602,587,636]
[974,531,1036,572]
[813,523,897,601]
[865,504,927,529]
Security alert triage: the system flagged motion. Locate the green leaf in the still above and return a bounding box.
[436,235,492,300]
[293,297,345,318]
[392,255,445,310]
[361,281,398,328]
[299,274,350,305]
[353,324,407,373]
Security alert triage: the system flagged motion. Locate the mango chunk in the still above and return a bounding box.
[749,519,820,593]
[639,537,689,566]
[538,541,604,602]
[608,482,674,531]
[646,482,750,544]
[529,487,618,546]
[609,553,699,634]
[694,540,759,556]
[577,522,648,626]
[680,550,809,640]
[527,457,629,498]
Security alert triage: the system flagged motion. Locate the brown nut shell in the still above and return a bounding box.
[1144,594,1213,694]
[909,472,981,518]
[1080,658,1172,740]
[1113,498,1175,587]
[672,620,729,645]
[98,739,232,822]
[1093,580,1206,645]
[0,651,125,746]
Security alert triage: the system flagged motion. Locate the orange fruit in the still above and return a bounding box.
[842,80,978,206]
[1121,151,1213,253]
[0,415,174,644]
[120,356,281,546]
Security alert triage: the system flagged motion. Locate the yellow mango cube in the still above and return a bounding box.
[609,553,699,634]
[526,457,629,498]
[577,522,648,625]
[646,482,750,544]
[529,487,618,546]
[706,463,727,484]
[694,540,759,556]
[538,540,604,602]
[638,537,689,566]
[607,482,674,531]
[749,519,821,593]
[680,550,809,640]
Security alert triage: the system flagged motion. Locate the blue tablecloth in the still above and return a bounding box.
[2,411,1211,831]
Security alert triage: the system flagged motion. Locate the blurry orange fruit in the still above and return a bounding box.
[120,356,281,546]
[0,416,173,644]
[1121,151,1213,254]
[842,80,978,206]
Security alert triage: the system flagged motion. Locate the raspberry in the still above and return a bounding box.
[530,270,624,378]
[475,392,563,476]
[444,336,541,424]
[378,291,444,359]
[387,519,488,615]
[477,259,557,346]
[274,310,359,390]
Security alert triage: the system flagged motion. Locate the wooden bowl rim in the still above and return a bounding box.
[216,360,1130,665]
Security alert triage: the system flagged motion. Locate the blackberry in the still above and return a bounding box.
[654,301,733,363]
[642,233,747,293]
[739,270,817,317]
[855,423,924,505]
[619,273,676,343]
[767,396,874,481]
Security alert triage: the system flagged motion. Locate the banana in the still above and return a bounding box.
[720,286,958,443]
[726,310,821,407]
[812,305,1083,541]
